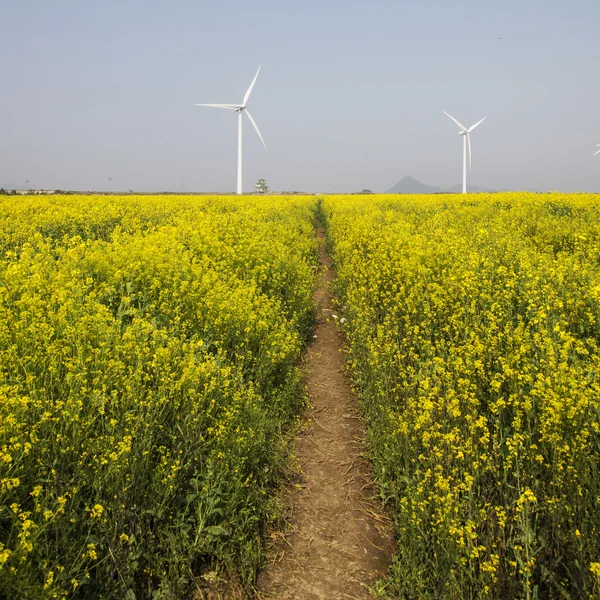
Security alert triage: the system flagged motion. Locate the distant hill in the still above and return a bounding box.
[386,176,443,194]
[386,176,494,194]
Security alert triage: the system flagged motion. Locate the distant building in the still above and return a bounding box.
[255,179,269,194]
[16,189,56,195]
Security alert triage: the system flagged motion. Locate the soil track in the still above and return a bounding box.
[257,227,394,599]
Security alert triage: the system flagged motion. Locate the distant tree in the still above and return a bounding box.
[361,189,373,194]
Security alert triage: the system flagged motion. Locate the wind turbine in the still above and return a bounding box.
[195,67,267,195]
[593,144,600,157]
[443,111,486,193]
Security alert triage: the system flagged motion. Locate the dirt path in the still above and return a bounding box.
[257,227,394,599]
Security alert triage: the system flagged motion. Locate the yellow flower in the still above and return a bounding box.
[86,543,98,560]
[0,543,11,567]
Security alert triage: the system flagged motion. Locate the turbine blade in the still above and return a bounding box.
[245,110,267,151]
[468,117,487,133]
[195,103,240,110]
[243,66,261,106]
[593,149,600,156]
[442,111,468,131]
[467,133,472,169]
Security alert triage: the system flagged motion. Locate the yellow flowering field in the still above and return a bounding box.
[325,193,600,599]
[0,194,318,598]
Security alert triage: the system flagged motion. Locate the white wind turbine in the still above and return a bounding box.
[196,67,267,195]
[443,111,486,193]
[593,144,600,157]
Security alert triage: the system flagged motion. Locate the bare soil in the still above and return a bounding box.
[256,228,394,599]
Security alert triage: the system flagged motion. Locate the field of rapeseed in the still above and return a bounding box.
[0,194,318,599]
[325,193,600,599]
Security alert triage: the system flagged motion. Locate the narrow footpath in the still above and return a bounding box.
[257,227,394,599]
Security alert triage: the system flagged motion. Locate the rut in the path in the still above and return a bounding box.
[257,227,394,600]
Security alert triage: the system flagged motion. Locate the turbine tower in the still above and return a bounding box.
[443,111,486,193]
[593,144,600,157]
[196,67,267,195]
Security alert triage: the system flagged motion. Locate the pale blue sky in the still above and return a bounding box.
[1,0,599,192]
